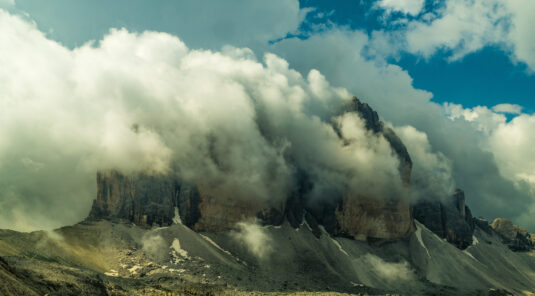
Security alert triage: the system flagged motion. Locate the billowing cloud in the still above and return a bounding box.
[438,102,535,228]
[2,0,535,235]
[375,0,425,16]
[369,0,535,71]
[506,0,535,71]
[270,28,534,229]
[492,103,523,114]
[231,220,273,259]
[490,114,535,186]
[361,254,416,282]
[403,0,509,61]
[0,10,405,231]
[394,125,455,201]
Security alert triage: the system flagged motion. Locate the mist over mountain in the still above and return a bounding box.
[1,1,535,295]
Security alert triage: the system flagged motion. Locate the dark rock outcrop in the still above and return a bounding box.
[88,170,201,228]
[413,189,475,249]
[89,96,415,240]
[473,217,494,235]
[88,171,281,231]
[490,218,534,252]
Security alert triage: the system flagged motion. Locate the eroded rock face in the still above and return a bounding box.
[334,195,413,240]
[191,188,284,232]
[329,97,414,239]
[490,218,534,252]
[88,96,414,240]
[88,171,279,231]
[413,189,475,249]
[88,171,181,227]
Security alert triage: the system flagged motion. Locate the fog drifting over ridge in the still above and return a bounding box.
[1,0,535,232]
[0,11,421,231]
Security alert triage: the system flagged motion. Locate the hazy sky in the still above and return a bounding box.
[1,0,534,231]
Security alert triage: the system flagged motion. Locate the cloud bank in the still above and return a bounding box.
[270,24,535,229]
[2,0,535,232]
[0,10,408,231]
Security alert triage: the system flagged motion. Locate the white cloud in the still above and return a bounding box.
[492,103,523,114]
[270,28,534,229]
[231,220,273,259]
[375,0,425,16]
[506,0,535,71]
[0,11,407,231]
[2,1,534,235]
[403,0,509,60]
[362,254,416,282]
[444,103,507,134]
[440,102,535,227]
[369,0,535,71]
[489,114,535,185]
[394,125,455,201]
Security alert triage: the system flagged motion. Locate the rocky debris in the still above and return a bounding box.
[2,219,535,296]
[490,218,534,252]
[0,256,109,296]
[413,189,475,249]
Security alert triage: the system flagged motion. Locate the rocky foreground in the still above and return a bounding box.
[1,216,534,296]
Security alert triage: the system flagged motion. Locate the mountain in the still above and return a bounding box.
[1,97,535,296]
[87,97,414,241]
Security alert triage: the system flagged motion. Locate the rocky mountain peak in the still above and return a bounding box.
[339,97,412,183]
[88,96,415,241]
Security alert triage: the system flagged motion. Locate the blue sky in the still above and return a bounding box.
[300,0,535,113]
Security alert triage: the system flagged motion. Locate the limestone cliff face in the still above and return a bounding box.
[191,188,284,232]
[88,171,282,231]
[88,171,200,228]
[490,218,534,251]
[413,189,475,249]
[334,195,413,240]
[88,96,414,240]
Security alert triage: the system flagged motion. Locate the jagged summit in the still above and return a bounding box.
[340,96,412,183]
[86,96,534,254]
[88,96,414,241]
